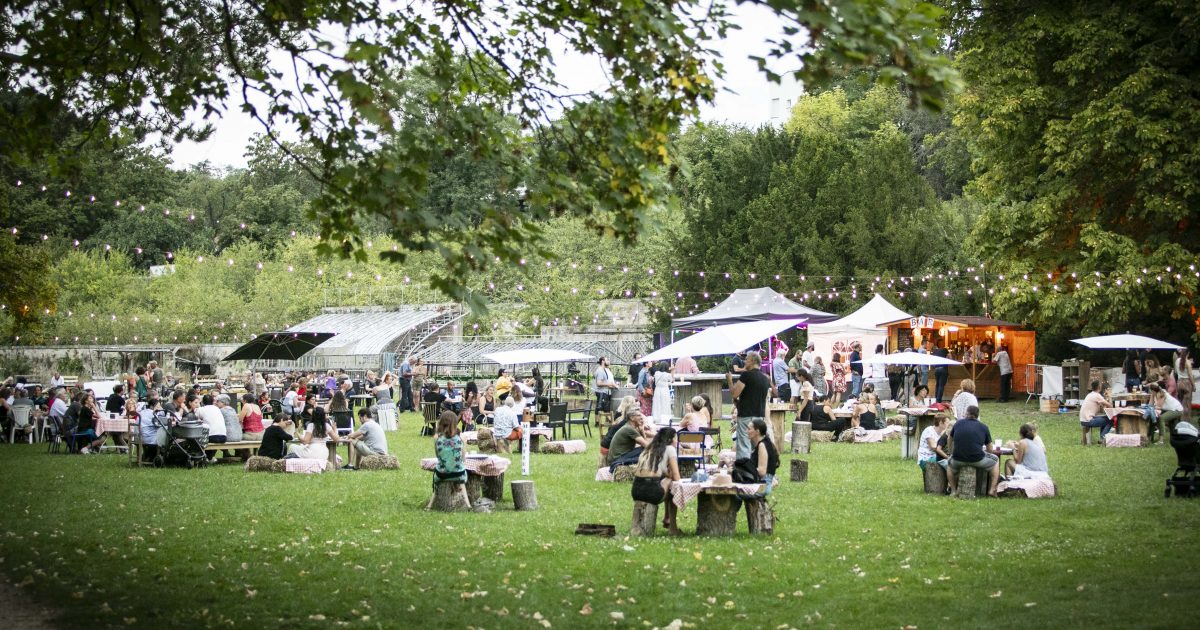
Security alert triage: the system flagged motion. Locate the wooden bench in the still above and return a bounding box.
[202,440,262,460]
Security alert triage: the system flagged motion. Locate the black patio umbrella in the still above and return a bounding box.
[222,331,336,362]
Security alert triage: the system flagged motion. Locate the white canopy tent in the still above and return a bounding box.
[1071,334,1184,351]
[671,287,836,330]
[808,295,912,378]
[640,318,810,364]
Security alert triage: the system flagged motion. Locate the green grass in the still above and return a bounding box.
[0,402,1197,629]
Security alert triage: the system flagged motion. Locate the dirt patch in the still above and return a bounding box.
[0,577,59,629]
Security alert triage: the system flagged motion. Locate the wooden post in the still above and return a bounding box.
[923,463,947,495]
[631,501,659,536]
[466,472,484,504]
[433,482,471,512]
[696,491,738,536]
[511,480,538,511]
[791,421,812,455]
[790,459,808,482]
[744,499,774,535]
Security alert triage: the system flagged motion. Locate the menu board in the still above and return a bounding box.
[896,328,914,351]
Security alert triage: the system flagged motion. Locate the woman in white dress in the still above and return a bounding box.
[374,372,399,431]
[651,361,674,422]
[288,407,339,461]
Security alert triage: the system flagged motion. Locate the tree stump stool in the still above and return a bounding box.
[923,463,947,495]
[744,498,775,535]
[791,421,812,454]
[954,466,990,499]
[631,501,659,536]
[511,480,539,511]
[433,481,471,512]
[790,459,808,482]
[696,491,739,536]
[466,472,505,504]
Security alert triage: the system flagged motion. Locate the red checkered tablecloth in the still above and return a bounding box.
[669,480,765,510]
[285,458,329,474]
[420,455,510,476]
[96,414,129,434]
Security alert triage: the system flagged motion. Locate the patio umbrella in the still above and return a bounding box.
[640,318,809,364]
[1071,334,1184,351]
[222,331,336,362]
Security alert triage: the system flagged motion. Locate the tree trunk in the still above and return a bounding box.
[511,480,538,511]
[923,463,947,495]
[433,481,470,512]
[791,421,812,454]
[483,474,505,502]
[631,501,659,536]
[744,498,774,535]
[954,467,990,499]
[790,459,808,482]
[696,492,738,536]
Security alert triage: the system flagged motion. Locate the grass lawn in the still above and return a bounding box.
[0,401,1196,629]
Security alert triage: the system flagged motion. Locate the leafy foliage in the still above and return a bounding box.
[953,0,1200,341]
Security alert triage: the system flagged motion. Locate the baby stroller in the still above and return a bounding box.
[1164,422,1199,498]
[151,413,210,469]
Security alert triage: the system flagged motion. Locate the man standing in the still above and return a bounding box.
[849,342,864,398]
[995,345,1013,402]
[627,353,644,387]
[771,351,790,402]
[917,338,932,388]
[149,361,164,393]
[945,405,999,497]
[729,351,770,460]
[731,349,748,374]
[673,355,700,375]
[398,357,414,413]
[593,357,617,413]
[801,342,815,372]
[932,342,950,403]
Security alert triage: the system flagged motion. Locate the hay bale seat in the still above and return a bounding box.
[612,465,637,483]
[245,456,276,472]
[811,431,835,443]
[359,454,400,470]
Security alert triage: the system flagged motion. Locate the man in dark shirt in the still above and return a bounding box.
[932,344,951,402]
[945,405,999,497]
[849,343,864,397]
[258,415,294,459]
[423,383,448,409]
[105,385,126,414]
[627,353,644,387]
[731,350,747,374]
[729,351,771,460]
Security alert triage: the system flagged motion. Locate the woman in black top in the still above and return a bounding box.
[736,418,779,486]
[808,402,848,439]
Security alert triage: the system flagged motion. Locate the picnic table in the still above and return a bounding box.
[669,480,766,536]
[1105,407,1149,441]
[899,407,940,459]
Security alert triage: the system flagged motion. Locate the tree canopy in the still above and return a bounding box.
[1,0,959,307]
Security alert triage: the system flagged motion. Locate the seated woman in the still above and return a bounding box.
[1145,382,1185,444]
[612,395,638,425]
[630,427,682,536]
[808,401,848,439]
[1005,422,1049,477]
[287,407,339,461]
[676,396,710,449]
[951,379,980,420]
[913,384,931,405]
[239,393,265,441]
[460,382,479,432]
[916,415,950,469]
[852,385,880,430]
[426,411,469,509]
[735,418,780,495]
[137,398,164,462]
[477,385,496,426]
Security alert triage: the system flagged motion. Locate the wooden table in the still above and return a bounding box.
[899,409,939,459]
[670,374,729,418]
[1107,407,1149,440]
[669,481,767,536]
[766,402,795,443]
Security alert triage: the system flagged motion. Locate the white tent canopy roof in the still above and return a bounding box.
[1071,334,1184,350]
[641,318,809,363]
[809,294,912,333]
[672,287,836,329]
[482,349,595,365]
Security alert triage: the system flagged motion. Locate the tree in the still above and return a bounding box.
[952,0,1200,340]
[2,0,959,307]
[0,235,57,341]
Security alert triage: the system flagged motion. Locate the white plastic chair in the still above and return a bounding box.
[9,405,33,444]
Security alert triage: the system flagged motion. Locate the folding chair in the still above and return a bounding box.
[702,426,723,454]
[421,402,439,436]
[566,401,593,439]
[676,430,708,474]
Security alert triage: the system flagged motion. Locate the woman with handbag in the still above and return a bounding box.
[637,362,654,417]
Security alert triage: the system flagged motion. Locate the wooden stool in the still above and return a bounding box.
[466,472,505,504]
[432,482,471,512]
[631,501,658,536]
[1081,425,1098,445]
[922,462,947,494]
[512,480,538,510]
[744,498,774,535]
[953,466,991,499]
[696,491,739,536]
[790,459,808,482]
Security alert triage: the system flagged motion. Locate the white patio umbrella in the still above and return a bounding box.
[1071,334,1184,351]
[639,318,809,364]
